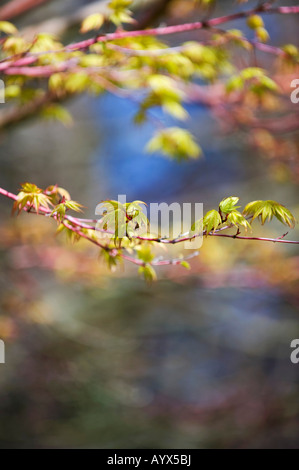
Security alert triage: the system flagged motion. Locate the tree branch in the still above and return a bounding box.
[64,4,299,53]
[0,2,298,74]
[1,187,298,250]
[0,0,51,21]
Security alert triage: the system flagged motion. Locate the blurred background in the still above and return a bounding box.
[0,0,299,448]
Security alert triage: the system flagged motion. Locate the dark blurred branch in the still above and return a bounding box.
[250,114,299,134]
[20,1,110,38]
[0,0,51,20]
[0,91,55,129]
[134,0,173,30]
[19,0,172,39]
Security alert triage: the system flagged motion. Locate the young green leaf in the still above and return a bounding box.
[203,210,222,234]
[146,128,201,161]
[13,183,51,214]
[256,27,269,43]
[227,210,251,231]
[80,13,105,34]
[100,249,122,271]
[108,0,134,26]
[219,197,240,215]
[243,200,296,228]
[136,244,155,263]
[138,265,157,283]
[0,21,18,35]
[247,15,264,30]
[180,261,191,270]
[41,104,73,126]
[64,200,84,212]
[50,200,83,222]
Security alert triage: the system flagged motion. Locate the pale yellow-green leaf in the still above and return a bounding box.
[0,21,18,35]
[146,128,201,161]
[203,210,222,234]
[80,13,105,34]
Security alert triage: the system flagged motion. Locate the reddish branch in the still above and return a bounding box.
[65,4,299,52]
[0,187,298,274]
[0,3,299,77]
[0,0,50,20]
[0,187,197,267]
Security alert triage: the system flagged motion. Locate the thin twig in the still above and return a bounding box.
[1,187,298,252]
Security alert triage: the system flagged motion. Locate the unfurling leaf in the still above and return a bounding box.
[108,0,134,26]
[100,249,122,271]
[227,211,251,231]
[50,200,83,223]
[203,210,222,234]
[13,183,51,214]
[45,186,71,204]
[219,197,240,215]
[138,265,157,283]
[243,200,296,228]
